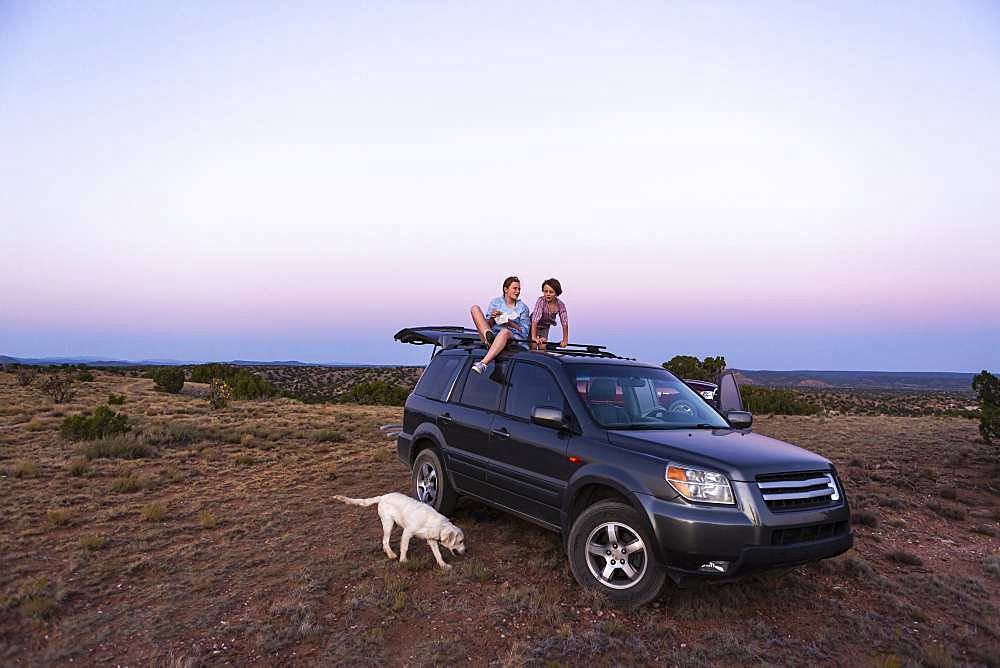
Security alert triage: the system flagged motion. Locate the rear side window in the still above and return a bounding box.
[458,360,508,411]
[413,355,463,401]
[505,363,565,420]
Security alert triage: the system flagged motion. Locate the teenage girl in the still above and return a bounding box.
[530,278,569,350]
[469,276,531,373]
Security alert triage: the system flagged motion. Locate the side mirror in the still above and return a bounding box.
[531,406,566,430]
[726,410,753,429]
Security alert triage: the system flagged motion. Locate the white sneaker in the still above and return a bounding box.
[472,361,487,374]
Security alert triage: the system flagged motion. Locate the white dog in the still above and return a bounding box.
[334,492,466,570]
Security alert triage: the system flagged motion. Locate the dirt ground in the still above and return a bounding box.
[1,370,998,666]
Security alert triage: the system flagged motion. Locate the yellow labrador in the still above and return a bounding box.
[334,492,466,570]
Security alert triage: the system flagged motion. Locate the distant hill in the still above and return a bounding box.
[734,370,978,392]
[0,354,404,368]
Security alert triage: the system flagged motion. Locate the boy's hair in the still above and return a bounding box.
[542,278,562,296]
[502,276,520,291]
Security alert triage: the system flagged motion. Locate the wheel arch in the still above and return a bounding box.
[563,468,667,563]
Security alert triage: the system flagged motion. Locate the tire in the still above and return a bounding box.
[567,501,667,606]
[412,448,457,515]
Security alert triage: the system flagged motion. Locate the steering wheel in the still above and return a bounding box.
[641,407,670,419]
[668,401,696,416]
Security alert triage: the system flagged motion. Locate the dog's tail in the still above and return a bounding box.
[333,494,382,507]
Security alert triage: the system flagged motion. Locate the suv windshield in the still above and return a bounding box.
[567,364,729,429]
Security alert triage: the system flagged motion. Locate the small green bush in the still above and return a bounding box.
[343,381,409,406]
[107,393,126,405]
[151,367,185,393]
[76,370,95,382]
[60,405,130,441]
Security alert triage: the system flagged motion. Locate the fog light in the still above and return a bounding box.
[698,560,730,573]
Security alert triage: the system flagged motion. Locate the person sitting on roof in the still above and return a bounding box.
[469,275,531,374]
[530,277,569,351]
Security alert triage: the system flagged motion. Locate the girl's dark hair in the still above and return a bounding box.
[502,276,520,291]
[542,278,562,296]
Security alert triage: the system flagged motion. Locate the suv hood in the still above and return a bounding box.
[607,428,832,481]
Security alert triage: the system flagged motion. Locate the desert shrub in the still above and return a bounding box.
[189,364,275,400]
[140,422,200,446]
[60,405,130,441]
[67,458,90,476]
[82,435,155,460]
[343,381,409,406]
[852,510,879,528]
[972,370,1000,444]
[79,534,105,551]
[887,550,924,566]
[662,354,727,382]
[16,367,38,387]
[107,393,126,405]
[151,367,185,393]
[76,370,95,382]
[209,379,231,409]
[12,461,40,478]
[189,363,233,383]
[740,386,822,415]
[47,509,73,527]
[38,374,75,402]
[141,502,166,522]
[110,474,153,493]
[927,501,966,521]
[199,510,219,528]
[311,429,345,443]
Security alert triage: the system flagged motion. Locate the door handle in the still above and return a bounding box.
[491,428,510,439]
[440,413,454,424]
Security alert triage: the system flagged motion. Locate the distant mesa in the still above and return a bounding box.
[797,379,832,388]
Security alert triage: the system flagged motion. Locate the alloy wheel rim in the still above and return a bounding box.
[416,462,438,504]
[585,521,647,590]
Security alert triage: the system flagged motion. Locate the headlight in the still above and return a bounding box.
[666,464,735,505]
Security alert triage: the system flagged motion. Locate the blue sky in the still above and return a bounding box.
[2,2,998,370]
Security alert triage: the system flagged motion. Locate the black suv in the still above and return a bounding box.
[394,327,852,605]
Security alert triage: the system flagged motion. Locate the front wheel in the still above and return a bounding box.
[412,448,457,515]
[567,501,667,606]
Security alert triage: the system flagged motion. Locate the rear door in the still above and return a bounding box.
[438,357,510,498]
[487,361,575,526]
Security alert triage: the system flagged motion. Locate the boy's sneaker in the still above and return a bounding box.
[472,361,487,374]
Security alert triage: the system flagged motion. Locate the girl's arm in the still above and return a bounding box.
[560,321,569,348]
[559,300,569,347]
[531,320,539,342]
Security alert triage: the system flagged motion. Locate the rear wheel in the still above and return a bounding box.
[412,448,457,515]
[567,501,667,606]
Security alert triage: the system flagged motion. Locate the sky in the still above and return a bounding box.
[2,1,998,370]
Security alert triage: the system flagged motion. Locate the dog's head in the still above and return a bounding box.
[441,524,465,556]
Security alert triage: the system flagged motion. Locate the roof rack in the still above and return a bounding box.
[393,326,634,360]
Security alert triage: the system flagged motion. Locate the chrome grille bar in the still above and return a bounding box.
[757,472,840,506]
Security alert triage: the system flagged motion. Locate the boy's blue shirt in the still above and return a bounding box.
[484,297,531,341]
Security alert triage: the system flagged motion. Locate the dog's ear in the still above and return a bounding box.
[441,526,459,548]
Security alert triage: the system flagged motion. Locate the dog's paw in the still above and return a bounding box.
[384,551,398,560]
[438,563,453,571]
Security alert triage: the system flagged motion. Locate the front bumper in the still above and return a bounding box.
[635,481,852,582]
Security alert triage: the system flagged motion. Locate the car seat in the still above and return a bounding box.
[587,378,629,424]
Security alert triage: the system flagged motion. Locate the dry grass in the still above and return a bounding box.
[0,369,997,666]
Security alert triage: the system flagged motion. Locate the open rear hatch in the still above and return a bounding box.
[394,326,482,350]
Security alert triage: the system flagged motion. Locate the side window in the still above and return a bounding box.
[413,355,463,401]
[506,363,566,420]
[458,359,508,411]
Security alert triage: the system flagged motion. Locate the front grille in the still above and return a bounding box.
[756,471,840,512]
[771,521,849,546]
